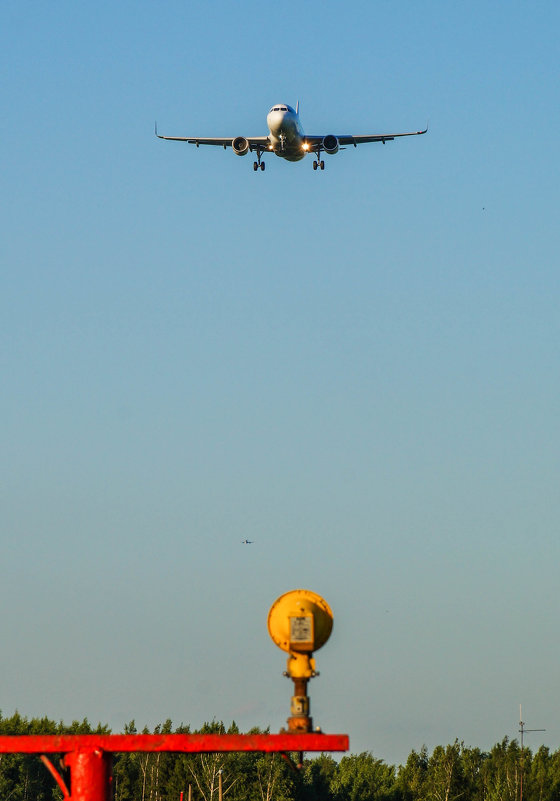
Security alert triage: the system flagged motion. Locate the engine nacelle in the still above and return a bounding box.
[322,134,339,155]
[232,136,250,156]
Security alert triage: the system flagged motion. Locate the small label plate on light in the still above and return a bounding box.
[290,615,314,650]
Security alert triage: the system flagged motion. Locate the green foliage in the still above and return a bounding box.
[331,752,399,801]
[398,747,429,801]
[299,753,338,801]
[424,741,465,801]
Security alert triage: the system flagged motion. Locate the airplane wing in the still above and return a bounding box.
[305,126,428,149]
[155,124,269,149]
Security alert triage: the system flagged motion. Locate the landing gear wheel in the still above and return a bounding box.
[313,161,318,170]
[320,160,325,170]
[260,161,265,171]
[253,162,258,171]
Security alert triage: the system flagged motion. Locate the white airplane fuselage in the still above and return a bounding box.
[266,104,306,161]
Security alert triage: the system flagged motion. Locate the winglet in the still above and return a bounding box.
[155,120,159,138]
[296,100,299,116]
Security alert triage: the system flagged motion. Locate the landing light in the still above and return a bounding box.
[268,589,333,733]
[303,143,309,151]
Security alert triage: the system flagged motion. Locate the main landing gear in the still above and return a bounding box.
[253,146,265,172]
[312,148,325,170]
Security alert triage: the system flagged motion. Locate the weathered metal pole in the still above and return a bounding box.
[288,676,312,733]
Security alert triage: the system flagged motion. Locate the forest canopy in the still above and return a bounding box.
[0,713,556,801]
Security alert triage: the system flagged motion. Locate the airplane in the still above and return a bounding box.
[241,539,254,544]
[155,102,427,172]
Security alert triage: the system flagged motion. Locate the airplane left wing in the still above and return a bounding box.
[339,127,428,146]
[305,126,428,149]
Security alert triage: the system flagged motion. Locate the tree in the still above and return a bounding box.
[459,745,487,801]
[397,746,429,801]
[331,752,399,801]
[424,741,466,801]
[481,738,522,801]
[298,753,338,801]
[187,722,240,801]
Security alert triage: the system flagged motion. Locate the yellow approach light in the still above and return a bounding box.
[268,589,333,733]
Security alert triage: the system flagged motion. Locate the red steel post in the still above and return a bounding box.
[63,749,112,801]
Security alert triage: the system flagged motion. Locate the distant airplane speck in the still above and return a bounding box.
[241,539,254,544]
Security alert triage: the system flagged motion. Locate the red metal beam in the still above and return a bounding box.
[0,732,349,754]
[0,732,349,801]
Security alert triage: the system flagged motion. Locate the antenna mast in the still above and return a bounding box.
[519,705,545,801]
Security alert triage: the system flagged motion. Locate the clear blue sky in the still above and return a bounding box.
[1,0,559,766]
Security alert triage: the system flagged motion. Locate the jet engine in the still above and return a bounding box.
[322,135,339,155]
[232,136,250,156]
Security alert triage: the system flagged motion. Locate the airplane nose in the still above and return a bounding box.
[267,110,283,130]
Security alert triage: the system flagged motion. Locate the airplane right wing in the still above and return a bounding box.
[155,124,269,150]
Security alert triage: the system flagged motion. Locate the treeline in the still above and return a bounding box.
[1,713,559,801]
